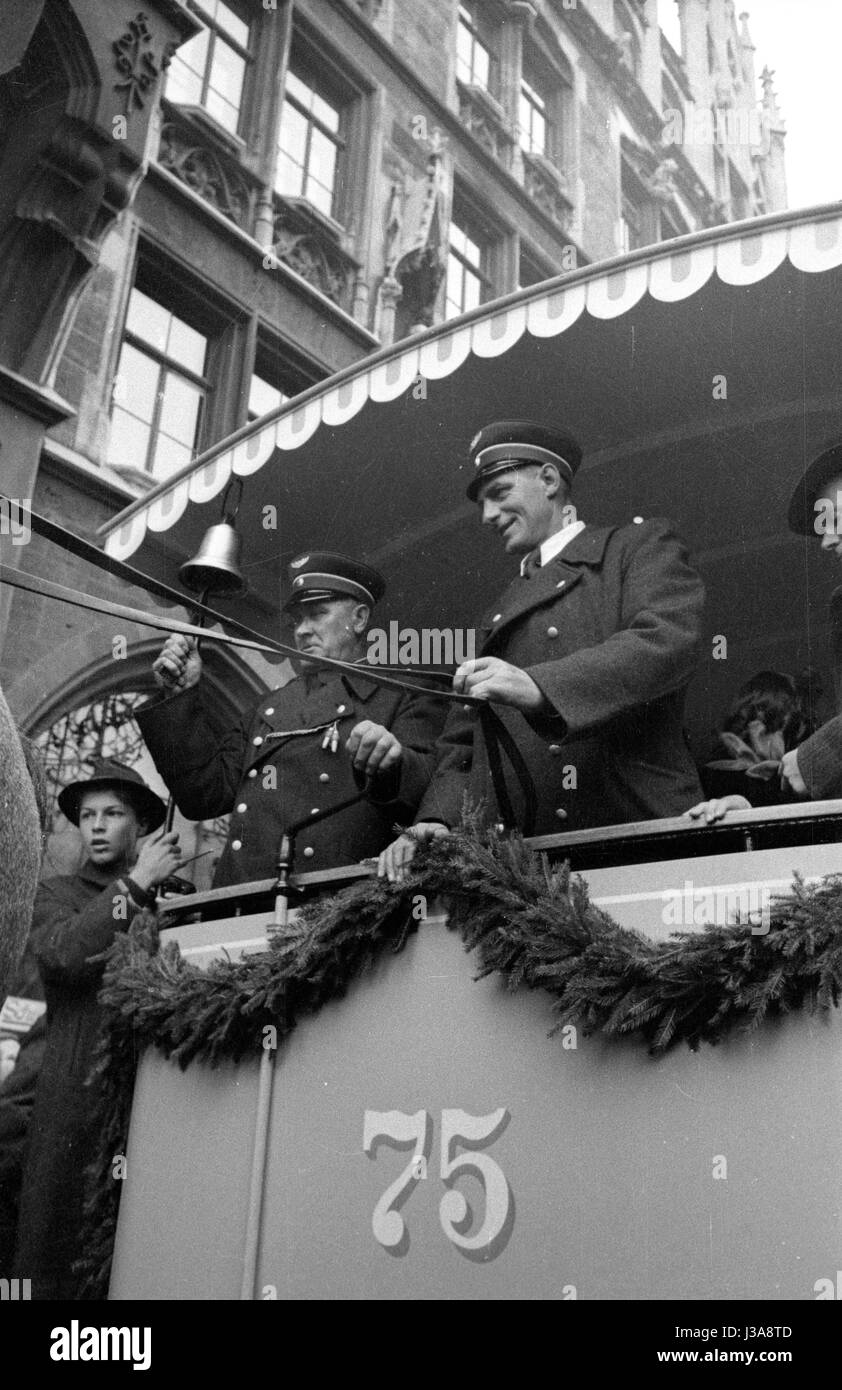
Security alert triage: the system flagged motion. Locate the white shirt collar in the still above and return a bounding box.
[519,519,586,576]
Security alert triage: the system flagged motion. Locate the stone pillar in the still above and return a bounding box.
[759,67,787,212]
[500,2,537,182]
[252,0,294,251]
[375,274,403,348]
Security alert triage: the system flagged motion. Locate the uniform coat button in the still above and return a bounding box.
[549,743,562,755]
[556,580,565,589]
[302,846,315,858]
[319,772,330,783]
[253,735,263,746]
[547,626,559,638]
[555,809,568,820]
[492,613,501,622]
[336,704,347,714]
[247,768,257,779]
[237,802,247,813]
[231,839,242,850]
[265,707,274,716]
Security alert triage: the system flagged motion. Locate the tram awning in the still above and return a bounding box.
[98,201,842,742]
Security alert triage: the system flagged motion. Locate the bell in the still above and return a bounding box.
[179,520,245,595]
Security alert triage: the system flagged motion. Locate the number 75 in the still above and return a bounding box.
[363,1108,513,1261]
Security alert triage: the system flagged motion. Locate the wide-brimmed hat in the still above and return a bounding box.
[58,759,166,831]
[787,441,842,535]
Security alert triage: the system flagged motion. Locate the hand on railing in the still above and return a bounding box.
[684,794,751,825]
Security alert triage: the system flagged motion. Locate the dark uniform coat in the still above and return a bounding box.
[417,518,705,833]
[14,862,128,1300]
[137,667,445,886]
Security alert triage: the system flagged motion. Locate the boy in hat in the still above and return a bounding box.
[13,761,180,1298]
[138,552,444,886]
[380,419,706,879]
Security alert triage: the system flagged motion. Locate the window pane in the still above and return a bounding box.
[205,89,240,134]
[463,270,481,311]
[126,289,171,353]
[472,43,489,89]
[107,407,152,473]
[166,317,207,376]
[114,343,159,423]
[151,434,194,481]
[165,58,205,107]
[158,372,203,445]
[209,41,245,105]
[312,90,339,133]
[169,28,210,81]
[305,176,334,217]
[275,151,305,197]
[462,232,481,267]
[449,224,466,256]
[214,0,249,48]
[248,374,286,419]
[285,70,311,107]
[278,101,308,165]
[308,128,337,195]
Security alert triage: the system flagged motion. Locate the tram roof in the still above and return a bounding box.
[98,200,842,742]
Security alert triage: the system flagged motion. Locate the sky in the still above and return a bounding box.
[658,0,842,211]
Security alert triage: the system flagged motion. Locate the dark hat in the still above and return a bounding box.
[787,441,842,535]
[58,759,166,831]
[466,420,583,501]
[283,551,386,612]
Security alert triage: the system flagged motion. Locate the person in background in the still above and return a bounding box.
[13,761,180,1300]
[685,670,818,823]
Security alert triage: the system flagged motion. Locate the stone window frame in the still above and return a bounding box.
[456,2,501,98]
[444,183,508,320]
[619,153,655,253]
[274,20,376,254]
[106,245,250,485]
[246,330,324,426]
[164,0,255,142]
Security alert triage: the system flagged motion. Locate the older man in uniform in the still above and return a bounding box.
[138,552,444,886]
[380,420,706,878]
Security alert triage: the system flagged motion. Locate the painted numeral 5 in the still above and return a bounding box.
[439,1107,511,1259]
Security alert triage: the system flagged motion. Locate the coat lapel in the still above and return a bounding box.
[482,525,615,648]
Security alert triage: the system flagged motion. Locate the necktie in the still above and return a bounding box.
[522,548,542,579]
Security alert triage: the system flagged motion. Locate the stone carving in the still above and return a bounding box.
[158,120,253,228]
[113,12,161,114]
[522,153,572,231]
[457,84,512,163]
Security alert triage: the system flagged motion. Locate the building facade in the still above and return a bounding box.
[0,0,787,880]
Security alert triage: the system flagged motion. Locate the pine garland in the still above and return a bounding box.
[76,819,842,1298]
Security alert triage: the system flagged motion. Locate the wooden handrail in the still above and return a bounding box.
[157,800,842,918]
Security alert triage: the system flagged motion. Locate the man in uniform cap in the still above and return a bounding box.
[380,420,706,878]
[137,552,444,887]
